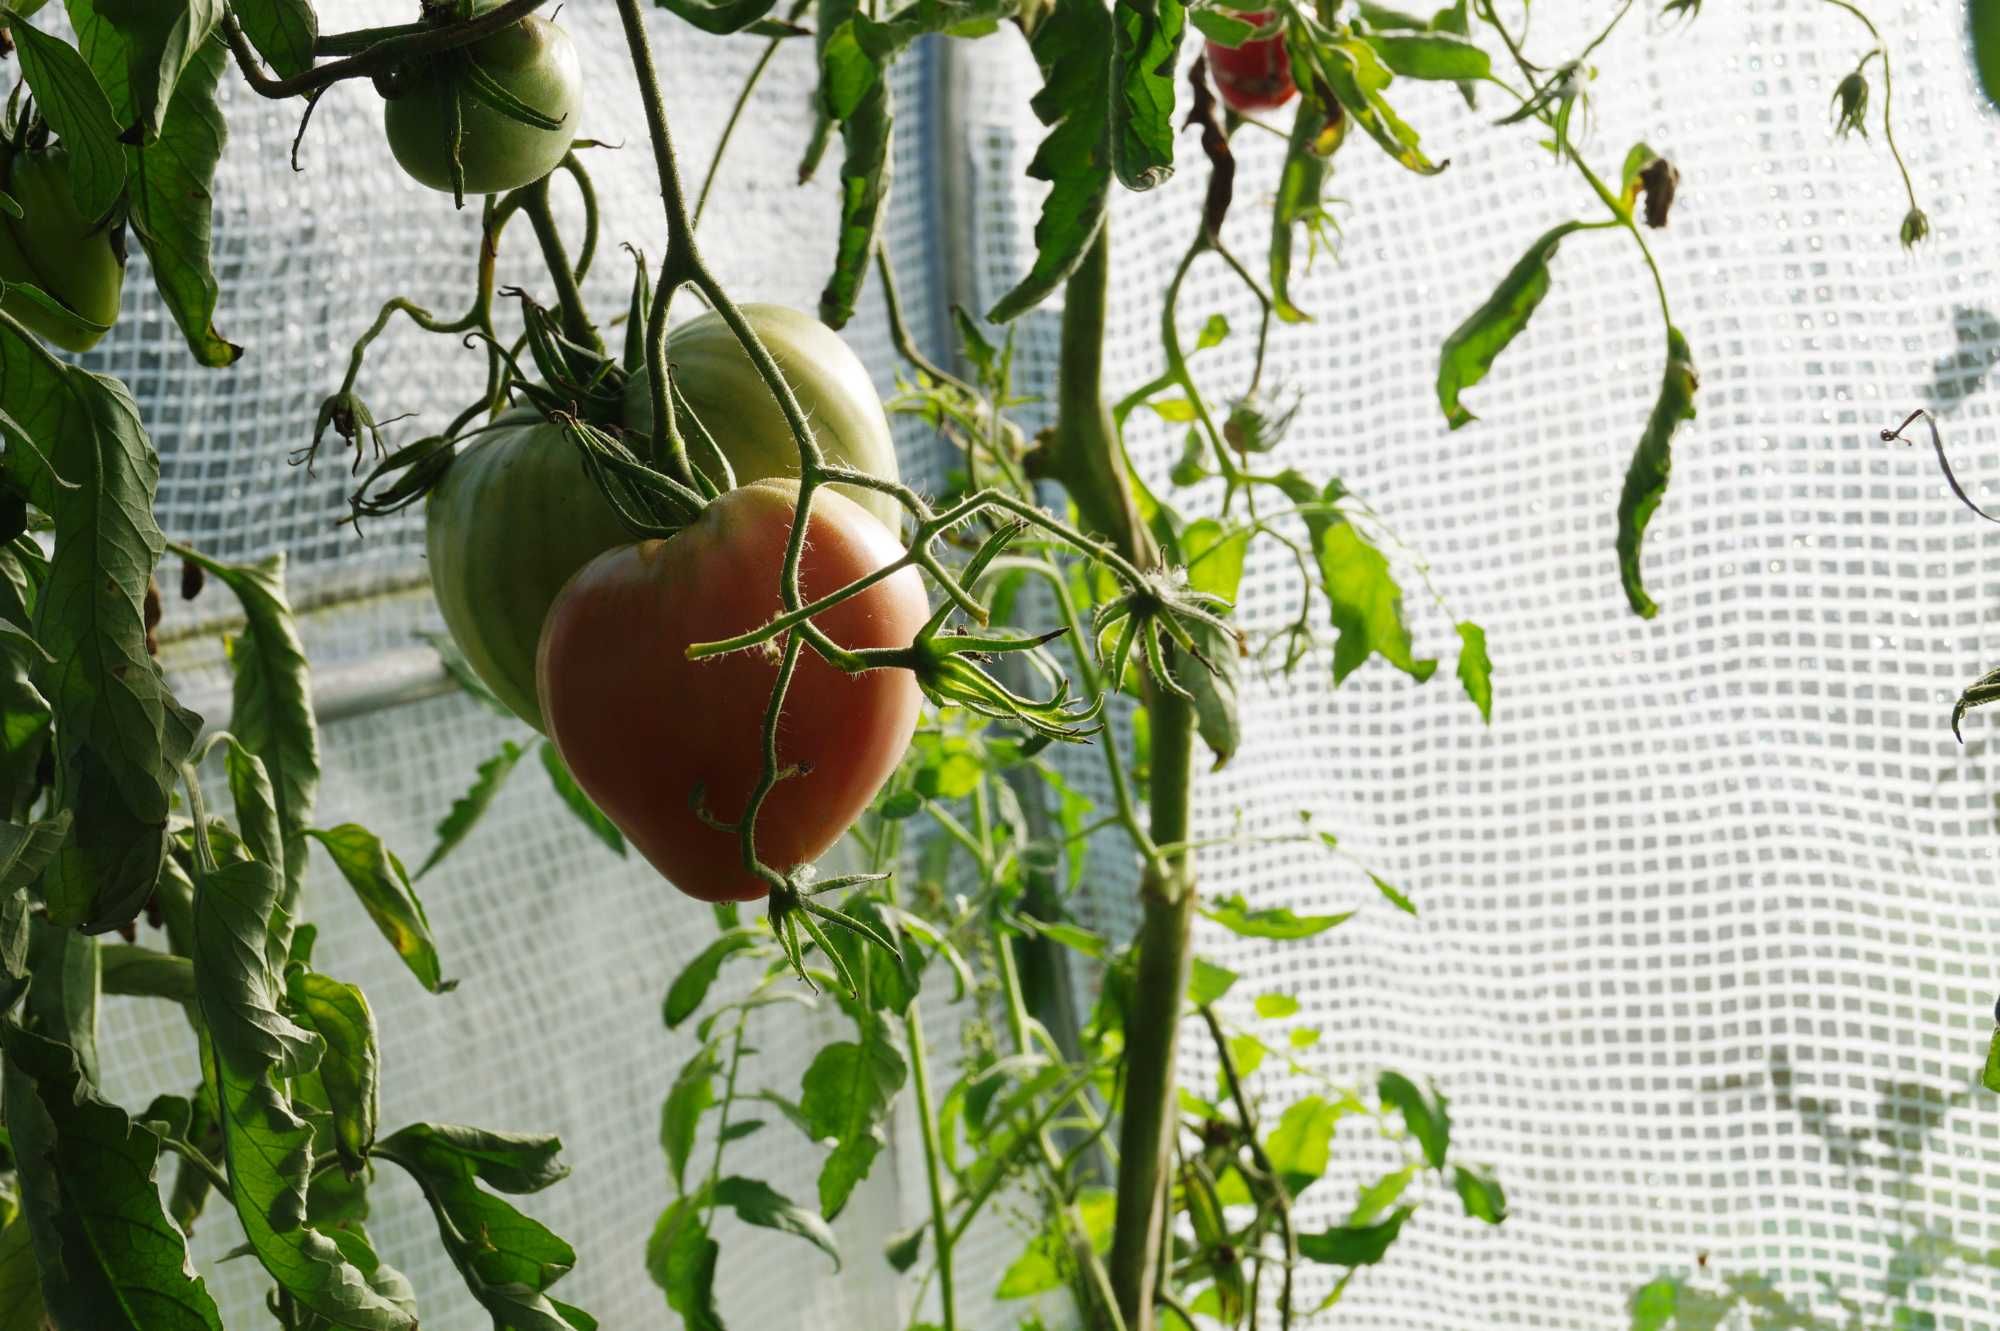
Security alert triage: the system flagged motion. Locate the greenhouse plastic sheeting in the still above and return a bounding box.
[87,0,2000,1327]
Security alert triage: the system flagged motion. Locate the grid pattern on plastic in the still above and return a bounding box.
[956,1,2000,1326]
[76,0,2000,1328]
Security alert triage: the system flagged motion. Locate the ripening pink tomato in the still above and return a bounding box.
[537,480,927,902]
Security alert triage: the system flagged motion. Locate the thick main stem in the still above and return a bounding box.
[1106,685,1196,1331]
[1048,220,1199,1331]
[1044,226,1156,567]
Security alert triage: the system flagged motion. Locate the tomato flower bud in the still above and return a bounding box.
[1831,70,1870,139]
[1900,206,1930,249]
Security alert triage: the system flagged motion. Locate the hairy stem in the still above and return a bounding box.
[523,175,600,351]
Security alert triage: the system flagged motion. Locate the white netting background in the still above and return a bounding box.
[73,0,2000,1328]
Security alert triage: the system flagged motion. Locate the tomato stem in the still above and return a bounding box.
[223,0,555,101]
[522,174,600,351]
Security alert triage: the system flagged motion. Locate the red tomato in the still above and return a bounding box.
[1206,14,1296,113]
[537,480,927,902]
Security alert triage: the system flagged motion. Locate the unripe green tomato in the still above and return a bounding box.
[426,410,632,731]
[624,304,904,532]
[382,9,580,195]
[0,146,124,353]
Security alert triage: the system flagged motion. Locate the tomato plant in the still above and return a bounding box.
[1204,12,1295,113]
[539,480,927,902]
[0,144,123,352]
[381,3,581,196]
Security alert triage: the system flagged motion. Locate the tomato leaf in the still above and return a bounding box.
[286,970,379,1175]
[182,550,320,905]
[192,856,411,1330]
[1299,32,1442,175]
[1187,955,1237,1006]
[98,941,194,1004]
[712,1175,841,1268]
[1111,0,1185,191]
[663,929,762,1030]
[417,738,525,878]
[1296,1204,1413,1267]
[68,6,242,366]
[1270,88,1334,324]
[1436,220,1588,428]
[538,740,625,857]
[814,0,891,328]
[646,1197,724,1331]
[656,0,780,35]
[1974,0,2000,112]
[0,815,68,901]
[1616,326,1697,619]
[799,1031,906,1219]
[1173,611,1241,769]
[69,0,222,144]
[306,825,452,994]
[986,0,1112,322]
[1358,28,1488,81]
[1454,620,1491,722]
[1378,1069,1449,1167]
[1453,1163,1508,1223]
[1200,892,1352,940]
[1266,1094,1342,1196]
[0,538,52,821]
[1295,486,1435,685]
[229,0,316,80]
[0,334,194,932]
[1254,992,1299,1018]
[0,1025,225,1331]
[662,1044,719,1190]
[192,856,320,1074]
[10,20,126,221]
[21,919,96,1081]
[0,1205,43,1331]
[378,1123,591,1331]
[1181,518,1249,605]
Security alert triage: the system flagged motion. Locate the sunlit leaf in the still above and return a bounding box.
[417,739,525,877]
[800,1030,905,1219]
[1436,221,1588,428]
[1379,1070,1449,1168]
[987,0,1112,321]
[540,740,625,857]
[1454,1163,1508,1223]
[1202,893,1352,940]
[712,1175,840,1268]
[1455,620,1492,722]
[1187,956,1237,1006]
[378,1122,591,1331]
[664,930,763,1029]
[307,825,451,993]
[1298,1205,1413,1267]
[1617,326,1697,619]
[1111,0,1185,190]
